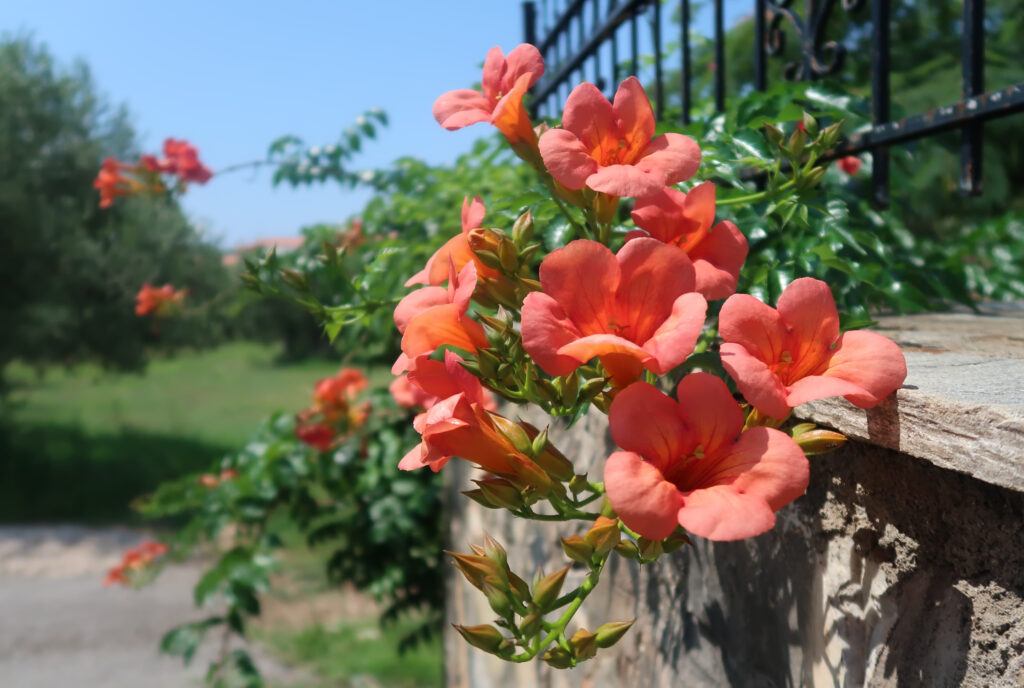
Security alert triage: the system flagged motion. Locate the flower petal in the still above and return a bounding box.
[538,240,618,334]
[561,81,617,153]
[785,375,868,408]
[585,164,664,197]
[689,220,748,301]
[615,237,696,342]
[641,292,707,375]
[699,427,809,511]
[481,46,505,102]
[681,181,717,235]
[822,329,907,407]
[491,72,537,144]
[521,292,586,377]
[611,76,655,161]
[636,132,701,185]
[557,333,649,366]
[777,277,840,373]
[609,382,689,470]
[719,293,787,364]
[539,128,599,190]
[461,196,486,234]
[630,186,696,245]
[677,485,776,541]
[604,451,683,540]
[401,303,488,359]
[501,43,545,91]
[394,286,449,333]
[433,89,493,130]
[719,342,790,419]
[673,373,743,458]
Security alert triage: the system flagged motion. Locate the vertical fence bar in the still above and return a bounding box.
[713,0,725,112]
[577,7,585,83]
[754,0,766,91]
[653,0,664,119]
[961,0,985,195]
[524,1,537,46]
[681,0,691,125]
[593,0,601,85]
[870,0,891,208]
[630,5,639,77]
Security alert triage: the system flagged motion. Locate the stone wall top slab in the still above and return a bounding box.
[796,305,1024,492]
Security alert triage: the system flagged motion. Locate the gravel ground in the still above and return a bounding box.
[0,525,310,688]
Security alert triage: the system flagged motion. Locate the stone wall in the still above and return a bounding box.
[444,308,1024,687]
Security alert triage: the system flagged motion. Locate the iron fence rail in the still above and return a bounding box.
[523,0,1024,207]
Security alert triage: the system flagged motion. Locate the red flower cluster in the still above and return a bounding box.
[295,368,371,451]
[135,283,187,316]
[103,540,168,586]
[400,44,908,546]
[198,469,239,489]
[94,138,212,209]
[140,138,213,184]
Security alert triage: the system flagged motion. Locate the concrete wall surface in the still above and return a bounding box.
[444,307,1024,688]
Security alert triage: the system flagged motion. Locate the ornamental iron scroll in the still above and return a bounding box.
[765,0,865,81]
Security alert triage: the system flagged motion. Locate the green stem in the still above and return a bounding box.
[543,179,591,240]
[716,179,796,207]
[509,552,609,662]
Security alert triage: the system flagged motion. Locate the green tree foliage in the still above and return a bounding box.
[0,35,234,385]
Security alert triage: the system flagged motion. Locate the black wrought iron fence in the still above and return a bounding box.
[523,0,1024,207]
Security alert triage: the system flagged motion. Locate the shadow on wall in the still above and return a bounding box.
[652,437,1024,688]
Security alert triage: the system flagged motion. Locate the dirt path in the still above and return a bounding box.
[0,525,311,688]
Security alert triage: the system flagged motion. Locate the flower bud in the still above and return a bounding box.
[584,516,621,557]
[561,535,595,565]
[542,646,574,669]
[512,209,535,246]
[467,227,502,254]
[795,428,847,455]
[462,488,501,509]
[613,540,640,560]
[802,111,820,137]
[454,623,505,654]
[482,580,514,618]
[594,619,635,648]
[482,533,508,569]
[568,474,589,495]
[789,422,817,438]
[569,628,598,661]
[788,128,806,160]
[580,376,607,401]
[474,478,523,511]
[821,122,843,149]
[798,165,827,190]
[637,537,664,561]
[764,123,784,147]
[530,426,549,458]
[559,373,580,407]
[448,551,503,591]
[489,415,533,455]
[531,566,569,612]
[507,572,532,605]
[662,530,692,554]
[519,612,542,637]
[280,268,310,292]
[497,239,519,273]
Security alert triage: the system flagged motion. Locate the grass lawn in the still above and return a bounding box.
[256,523,443,688]
[0,342,344,523]
[261,619,443,688]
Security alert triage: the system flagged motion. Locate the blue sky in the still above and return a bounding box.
[6,1,745,247]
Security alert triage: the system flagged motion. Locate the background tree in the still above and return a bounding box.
[0,35,235,387]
